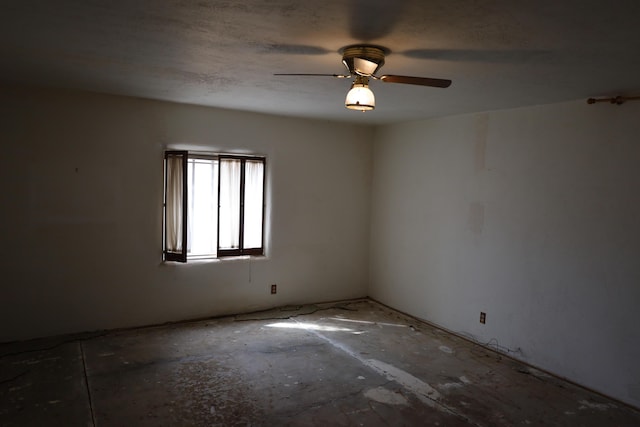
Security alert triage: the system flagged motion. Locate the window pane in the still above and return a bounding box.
[219,158,241,249]
[187,158,218,256]
[243,160,264,249]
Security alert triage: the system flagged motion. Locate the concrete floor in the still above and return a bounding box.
[1,299,639,426]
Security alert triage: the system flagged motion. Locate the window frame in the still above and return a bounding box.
[217,154,266,258]
[163,151,266,262]
[163,150,188,262]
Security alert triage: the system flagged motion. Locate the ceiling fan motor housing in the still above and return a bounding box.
[342,45,387,76]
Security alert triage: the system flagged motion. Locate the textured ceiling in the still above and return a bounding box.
[2,0,640,124]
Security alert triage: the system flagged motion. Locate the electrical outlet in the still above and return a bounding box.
[480,312,486,324]
[271,284,277,294]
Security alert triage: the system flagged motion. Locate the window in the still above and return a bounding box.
[163,151,265,262]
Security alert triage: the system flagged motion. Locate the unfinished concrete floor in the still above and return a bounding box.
[1,299,639,426]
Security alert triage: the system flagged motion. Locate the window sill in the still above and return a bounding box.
[161,255,268,265]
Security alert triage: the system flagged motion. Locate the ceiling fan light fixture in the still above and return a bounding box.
[345,76,375,111]
[276,44,451,114]
[341,45,386,76]
[353,58,379,76]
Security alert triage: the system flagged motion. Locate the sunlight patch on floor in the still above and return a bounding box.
[265,322,354,332]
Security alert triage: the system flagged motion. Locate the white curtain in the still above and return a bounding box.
[219,158,241,249]
[188,158,218,256]
[165,155,184,253]
[243,160,264,249]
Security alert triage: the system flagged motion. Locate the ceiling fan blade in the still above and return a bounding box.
[379,75,452,88]
[274,73,350,78]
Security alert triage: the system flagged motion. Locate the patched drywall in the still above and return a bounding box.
[369,100,640,408]
[0,84,372,342]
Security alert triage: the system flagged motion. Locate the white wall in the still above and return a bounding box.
[369,100,640,407]
[0,85,372,342]
[4,83,639,408]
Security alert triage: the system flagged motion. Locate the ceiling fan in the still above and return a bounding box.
[274,45,452,112]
